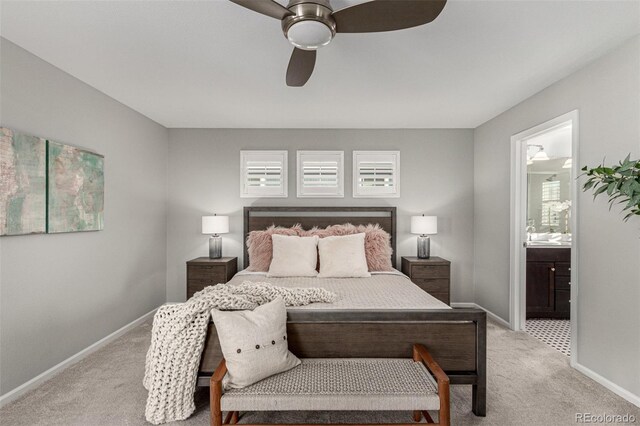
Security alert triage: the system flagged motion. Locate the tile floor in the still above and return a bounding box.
[525,319,571,356]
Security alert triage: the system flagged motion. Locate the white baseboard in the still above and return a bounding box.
[0,307,157,408]
[449,302,476,308]
[572,362,640,408]
[450,302,511,329]
[451,304,639,408]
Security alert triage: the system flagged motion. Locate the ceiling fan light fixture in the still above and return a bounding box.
[229,0,448,86]
[287,20,333,50]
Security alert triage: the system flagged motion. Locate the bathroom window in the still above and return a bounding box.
[541,180,561,227]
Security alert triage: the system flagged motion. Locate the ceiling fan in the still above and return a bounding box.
[229,0,447,87]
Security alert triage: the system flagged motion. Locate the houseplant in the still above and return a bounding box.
[582,154,640,221]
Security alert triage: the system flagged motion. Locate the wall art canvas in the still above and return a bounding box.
[0,127,47,236]
[47,141,104,233]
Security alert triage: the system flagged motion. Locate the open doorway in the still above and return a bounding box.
[510,111,579,364]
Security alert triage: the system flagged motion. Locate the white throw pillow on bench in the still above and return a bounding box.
[211,297,301,389]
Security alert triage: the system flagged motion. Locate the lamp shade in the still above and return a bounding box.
[411,216,437,235]
[202,215,229,235]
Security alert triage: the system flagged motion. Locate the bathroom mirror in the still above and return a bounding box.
[526,123,572,242]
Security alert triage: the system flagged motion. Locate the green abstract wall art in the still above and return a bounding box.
[0,127,47,236]
[48,141,104,233]
[0,127,104,236]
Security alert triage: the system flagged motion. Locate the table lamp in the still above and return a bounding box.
[411,215,437,259]
[202,215,229,259]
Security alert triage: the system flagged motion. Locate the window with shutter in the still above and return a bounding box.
[240,151,288,198]
[353,151,400,198]
[297,151,344,197]
[541,180,561,227]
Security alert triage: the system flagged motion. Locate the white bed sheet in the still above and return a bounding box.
[228,269,451,311]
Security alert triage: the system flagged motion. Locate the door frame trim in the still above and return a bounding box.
[509,110,579,364]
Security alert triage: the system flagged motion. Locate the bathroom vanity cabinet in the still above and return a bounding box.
[526,247,571,319]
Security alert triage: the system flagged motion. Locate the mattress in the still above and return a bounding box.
[228,270,451,311]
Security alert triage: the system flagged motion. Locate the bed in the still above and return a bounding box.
[197,207,486,417]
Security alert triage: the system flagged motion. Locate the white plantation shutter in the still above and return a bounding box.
[541,180,561,227]
[240,151,288,198]
[297,151,344,197]
[353,151,400,198]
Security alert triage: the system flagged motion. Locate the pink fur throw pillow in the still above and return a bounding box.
[303,223,394,272]
[245,225,304,272]
[245,223,394,272]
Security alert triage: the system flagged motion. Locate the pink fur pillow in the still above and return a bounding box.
[246,225,304,272]
[245,223,394,272]
[303,224,394,272]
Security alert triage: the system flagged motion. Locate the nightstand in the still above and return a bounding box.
[186,257,237,299]
[401,256,451,305]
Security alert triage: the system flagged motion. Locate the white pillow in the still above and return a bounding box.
[267,234,319,277]
[210,297,301,389]
[318,233,371,278]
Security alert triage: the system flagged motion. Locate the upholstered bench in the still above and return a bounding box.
[210,344,450,426]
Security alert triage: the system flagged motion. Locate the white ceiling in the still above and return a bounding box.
[1,0,639,128]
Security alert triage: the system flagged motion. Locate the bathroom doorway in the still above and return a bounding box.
[510,111,579,363]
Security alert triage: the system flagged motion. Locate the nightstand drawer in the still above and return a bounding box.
[188,266,225,280]
[412,278,449,294]
[429,292,450,305]
[188,277,223,287]
[187,280,217,298]
[411,265,450,279]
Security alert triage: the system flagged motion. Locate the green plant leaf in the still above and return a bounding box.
[581,154,640,222]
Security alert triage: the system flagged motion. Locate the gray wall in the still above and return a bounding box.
[0,39,169,395]
[474,35,640,396]
[167,129,474,303]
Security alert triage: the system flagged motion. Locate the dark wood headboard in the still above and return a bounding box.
[243,206,397,269]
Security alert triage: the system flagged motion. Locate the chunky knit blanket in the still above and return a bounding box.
[143,281,337,425]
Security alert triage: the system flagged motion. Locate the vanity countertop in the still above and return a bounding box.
[526,242,572,248]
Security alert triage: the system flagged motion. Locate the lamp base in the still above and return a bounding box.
[417,235,430,259]
[209,235,222,259]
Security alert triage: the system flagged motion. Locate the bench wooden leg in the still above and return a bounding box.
[231,411,239,424]
[422,411,435,424]
[412,411,422,422]
[210,360,228,426]
[413,345,450,426]
[211,386,222,426]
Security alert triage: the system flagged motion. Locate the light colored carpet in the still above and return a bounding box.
[1,319,638,426]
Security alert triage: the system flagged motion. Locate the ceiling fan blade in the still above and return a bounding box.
[333,0,447,33]
[286,48,316,87]
[229,0,293,20]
